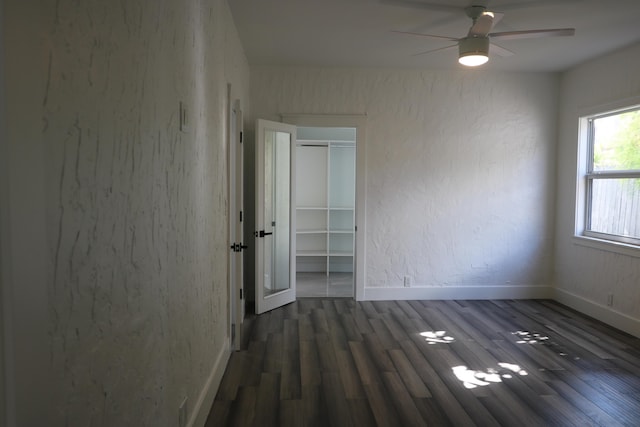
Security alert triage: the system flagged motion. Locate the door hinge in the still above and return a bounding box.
[240,131,243,143]
[240,289,243,299]
[240,210,243,222]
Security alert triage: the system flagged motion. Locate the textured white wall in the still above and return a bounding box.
[250,68,559,294]
[555,42,640,334]
[3,0,248,425]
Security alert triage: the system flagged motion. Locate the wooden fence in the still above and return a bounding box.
[591,178,640,238]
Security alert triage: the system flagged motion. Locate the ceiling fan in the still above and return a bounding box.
[393,2,575,66]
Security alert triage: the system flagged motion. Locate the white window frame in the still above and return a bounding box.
[577,98,640,250]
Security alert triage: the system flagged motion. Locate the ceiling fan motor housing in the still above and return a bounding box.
[459,36,490,58]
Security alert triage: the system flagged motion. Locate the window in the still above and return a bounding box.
[582,106,640,246]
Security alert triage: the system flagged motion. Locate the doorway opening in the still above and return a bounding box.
[295,127,356,298]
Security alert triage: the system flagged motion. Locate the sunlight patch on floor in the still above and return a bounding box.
[419,331,455,344]
[512,330,550,344]
[452,363,528,389]
[512,330,581,360]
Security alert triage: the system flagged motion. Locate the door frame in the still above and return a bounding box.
[227,89,244,350]
[0,24,9,421]
[281,114,367,301]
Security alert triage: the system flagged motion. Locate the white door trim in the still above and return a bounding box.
[227,85,245,350]
[232,99,244,349]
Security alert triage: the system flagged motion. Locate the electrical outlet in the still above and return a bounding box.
[179,397,188,427]
[403,276,412,287]
[606,293,614,307]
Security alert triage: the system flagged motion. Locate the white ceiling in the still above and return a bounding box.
[229,0,640,72]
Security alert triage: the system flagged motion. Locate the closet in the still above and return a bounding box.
[295,127,355,294]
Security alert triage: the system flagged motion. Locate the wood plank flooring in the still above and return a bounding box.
[207,299,640,426]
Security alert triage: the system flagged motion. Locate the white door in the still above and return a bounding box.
[229,99,244,350]
[255,119,297,314]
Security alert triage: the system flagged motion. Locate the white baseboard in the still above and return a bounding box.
[553,288,640,338]
[363,285,552,301]
[191,339,231,427]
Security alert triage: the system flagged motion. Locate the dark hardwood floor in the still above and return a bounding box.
[206,299,640,426]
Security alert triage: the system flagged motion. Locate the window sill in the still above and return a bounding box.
[573,235,640,258]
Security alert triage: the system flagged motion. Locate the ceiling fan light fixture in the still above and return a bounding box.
[458,36,490,67]
[459,54,489,67]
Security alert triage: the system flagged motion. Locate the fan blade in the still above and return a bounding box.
[495,0,583,12]
[490,43,514,57]
[490,28,575,41]
[391,30,459,41]
[491,12,504,28]
[412,44,458,57]
[381,0,468,13]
